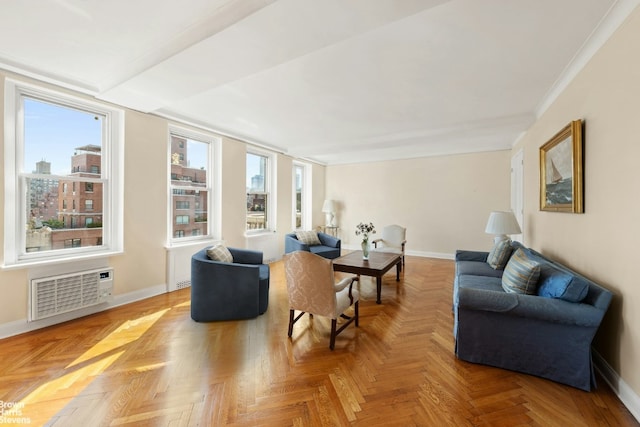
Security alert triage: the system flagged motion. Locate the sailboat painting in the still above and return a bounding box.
[540,120,584,213]
[545,137,573,205]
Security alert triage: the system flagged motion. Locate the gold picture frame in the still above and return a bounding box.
[540,120,584,213]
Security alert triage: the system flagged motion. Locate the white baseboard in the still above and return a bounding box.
[593,350,640,423]
[341,245,454,260]
[0,283,167,340]
[406,249,454,260]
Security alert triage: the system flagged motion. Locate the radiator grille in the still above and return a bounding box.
[175,279,191,290]
[30,268,113,321]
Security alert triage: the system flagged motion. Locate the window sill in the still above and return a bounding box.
[2,249,124,271]
[245,230,276,238]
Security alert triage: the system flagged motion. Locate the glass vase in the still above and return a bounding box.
[361,239,370,260]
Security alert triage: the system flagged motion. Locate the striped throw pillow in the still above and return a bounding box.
[487,239,513,270]
[502,248,540,295]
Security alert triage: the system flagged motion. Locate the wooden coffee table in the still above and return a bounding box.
[332,251,401,304]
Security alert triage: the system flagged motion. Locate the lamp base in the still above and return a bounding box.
[325,213,334,227]
[493,234,510,244]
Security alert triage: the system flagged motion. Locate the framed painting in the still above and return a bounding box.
[539,120,584,213]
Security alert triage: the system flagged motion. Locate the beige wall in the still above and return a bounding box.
[110,111,168,294]
[326,150,512,256]
[514,7,640,398]
[219,136,249,248]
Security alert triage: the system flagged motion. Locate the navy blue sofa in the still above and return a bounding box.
[191,247,269,322]
[284,232,341,259]
[453,241,612,391]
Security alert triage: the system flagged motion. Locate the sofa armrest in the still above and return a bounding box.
[455,250,489,262]
[229,247,263,265]
[457,287,605,327]
[285,234,309,253]
[318,232,340,249]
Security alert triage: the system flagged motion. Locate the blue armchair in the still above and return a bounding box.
[191,247,269,322]
[284,232,341,259]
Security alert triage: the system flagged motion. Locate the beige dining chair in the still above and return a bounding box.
[283,251,359,350]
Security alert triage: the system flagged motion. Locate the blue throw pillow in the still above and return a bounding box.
[502,248,540,295]
[538,273,589,302]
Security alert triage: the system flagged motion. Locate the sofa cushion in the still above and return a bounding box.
[295,230,322,246]
[486,239,513,270]
[206,245,233,263]
[456,261,504,279]
[538,272,589,302]
[502,248,540,295]
[458,275,503,292]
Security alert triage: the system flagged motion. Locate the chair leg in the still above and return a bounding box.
[330,319,337,350]
[288,309,295,337]
[355,301,359,327]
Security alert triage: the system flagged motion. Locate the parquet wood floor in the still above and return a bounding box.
[0,256,637,426]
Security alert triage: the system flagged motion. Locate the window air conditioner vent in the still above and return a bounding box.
[30,268,113,321]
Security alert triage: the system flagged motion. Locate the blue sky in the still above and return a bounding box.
[246,153,264,191]
[24,98,102,175]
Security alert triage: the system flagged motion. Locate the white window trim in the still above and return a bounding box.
[246,148,276,235]
[167,125,221,247]
[292,161,312,230]
[3,79,124,268]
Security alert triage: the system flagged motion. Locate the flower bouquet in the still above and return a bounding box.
[355,222,376,259]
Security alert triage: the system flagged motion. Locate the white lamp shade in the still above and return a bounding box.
[485,211,522,235]
[322,199,336,213]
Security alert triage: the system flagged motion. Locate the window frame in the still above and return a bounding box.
[3,79,124,268]
[246,149,276,234]
[167,126,219,245]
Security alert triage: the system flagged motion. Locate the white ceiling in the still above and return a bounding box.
[0,0,636,164]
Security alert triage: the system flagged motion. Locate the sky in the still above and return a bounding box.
[246,152,264,191]
[24,97,208,175]
[24,97,103,175]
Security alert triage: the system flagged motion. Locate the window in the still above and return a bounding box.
[294,164,303,228]
[293,162,311,230]
[246,152,273,231]
[169,128,216,244]
[3,79,124,266]
[85,200,93,211]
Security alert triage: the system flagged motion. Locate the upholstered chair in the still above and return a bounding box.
[283,251,359,350]
[372,224,407,266]
[191,246,269,322]
[284,231,341,259]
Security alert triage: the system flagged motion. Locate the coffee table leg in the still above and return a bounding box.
[396,260,401,281]
[376,277,382,304]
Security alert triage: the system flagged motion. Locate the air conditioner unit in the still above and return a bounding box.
[30,268,113,321]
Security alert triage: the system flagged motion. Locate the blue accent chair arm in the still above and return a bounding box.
[229,247,263,264]
[318,232,340,249]
[285,233,309,252]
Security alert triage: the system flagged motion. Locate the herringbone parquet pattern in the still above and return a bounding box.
[0,257,637,426]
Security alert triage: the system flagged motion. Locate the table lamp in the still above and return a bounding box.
[322,199,336,226]
[485,211,521,244]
